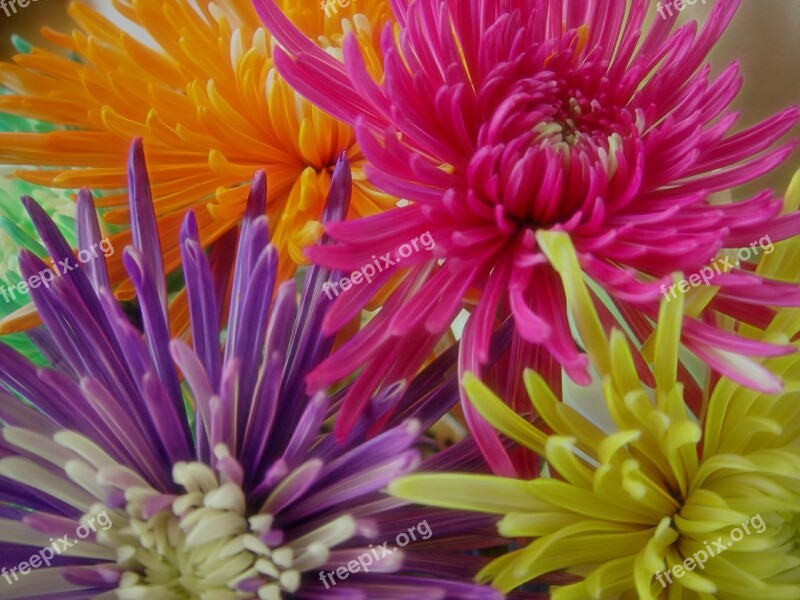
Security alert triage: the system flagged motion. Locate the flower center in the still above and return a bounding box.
[469,35,643,230]
[103,449,301,599]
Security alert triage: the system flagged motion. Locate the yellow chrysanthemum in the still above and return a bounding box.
[0,0,394,332]
[390,219,800,598]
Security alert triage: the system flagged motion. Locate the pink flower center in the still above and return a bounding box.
[469,35,644,232]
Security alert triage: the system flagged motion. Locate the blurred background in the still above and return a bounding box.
[0,0,74,56]
[0,0,798,194]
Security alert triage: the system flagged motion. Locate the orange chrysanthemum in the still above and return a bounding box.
[0,0,394,332]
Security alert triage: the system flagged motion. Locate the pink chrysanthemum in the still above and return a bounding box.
[256,0,800,473]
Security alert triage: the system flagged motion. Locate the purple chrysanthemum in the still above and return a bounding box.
[256,0,800,473]
[0,140,504,599]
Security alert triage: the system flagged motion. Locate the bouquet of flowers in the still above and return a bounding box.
[0,1,797,598]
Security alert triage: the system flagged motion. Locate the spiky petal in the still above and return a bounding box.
[0,0,396,336]
[256,0,800,473]
[0,141,501,599]
[392,233,800,598]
